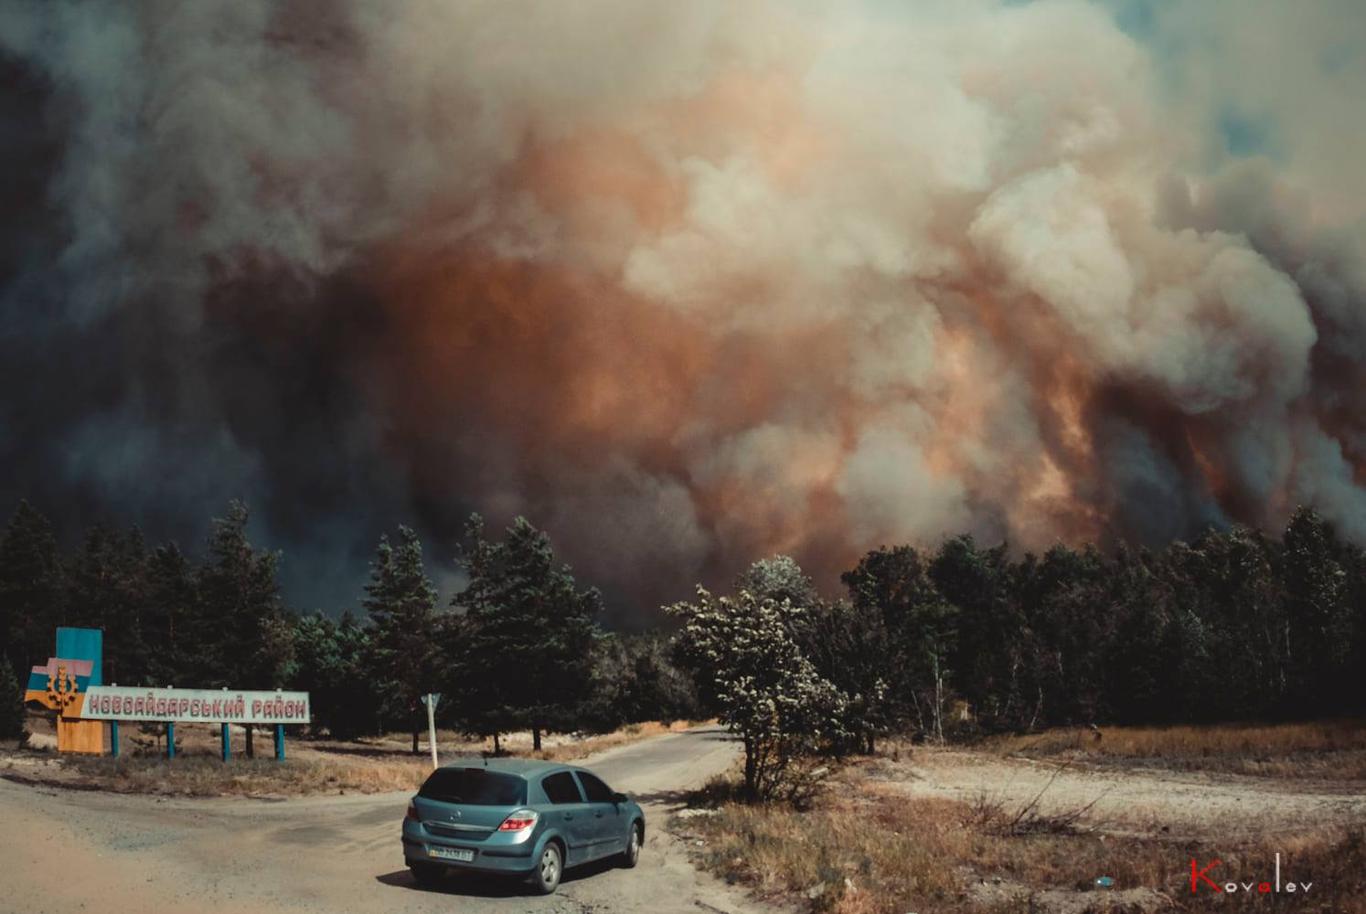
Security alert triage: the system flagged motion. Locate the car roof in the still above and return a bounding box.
[435,757,567,778]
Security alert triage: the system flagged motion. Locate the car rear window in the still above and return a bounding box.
[419,768,527,806]
[541,771,583,804]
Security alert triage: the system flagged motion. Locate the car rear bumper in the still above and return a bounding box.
[402,836,538,876]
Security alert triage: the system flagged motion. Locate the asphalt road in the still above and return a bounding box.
[0,727,776,914]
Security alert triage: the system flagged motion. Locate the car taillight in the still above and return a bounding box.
[498,810,538,832]
[406,802,419,822]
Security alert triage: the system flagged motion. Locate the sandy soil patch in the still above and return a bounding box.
[878,746,1366,840]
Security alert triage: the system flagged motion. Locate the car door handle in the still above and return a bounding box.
[594,811,604,818]
[563,813,574,821]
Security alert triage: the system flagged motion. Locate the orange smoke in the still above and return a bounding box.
[235,4,1366,608]
[355,82,1128,597]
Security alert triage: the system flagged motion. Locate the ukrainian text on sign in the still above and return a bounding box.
[78,687,311,724]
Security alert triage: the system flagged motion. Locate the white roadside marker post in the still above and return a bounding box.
[421,693,442,769]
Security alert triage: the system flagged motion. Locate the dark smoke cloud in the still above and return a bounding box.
[1,1,1364,624]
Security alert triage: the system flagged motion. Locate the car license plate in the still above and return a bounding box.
[429,846,475,863]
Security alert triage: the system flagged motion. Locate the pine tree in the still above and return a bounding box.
[66,524,151,686]
[194,501,292,757]
[293,612,344,737]
[1104,546,1174,723]
[143,543,197,688]
[194,501,290,687]
[0,501,64,674]
[1344,543,1366,717]
[1019,544,1111,725]
[363,526,441,754]
[0,654,26,743]
[844,545,957,742]
[451,515,602,752]
[1281,507,1352,710]
[592,632,700,728]
[291,610,379,740]
[930,536,1021,729]
[334,611,380,739]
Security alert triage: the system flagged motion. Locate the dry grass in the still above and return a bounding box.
[53,753,432,797]
[526,720,701,761]
[2,714,709,798]
[986,720,1366,779]
[680,762,1366,914]
[964,766,1109,837]
[297,719,710,762]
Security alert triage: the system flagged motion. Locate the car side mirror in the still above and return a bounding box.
[611,792,628,804]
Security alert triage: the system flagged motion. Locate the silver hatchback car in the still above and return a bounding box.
[402,758,645,894]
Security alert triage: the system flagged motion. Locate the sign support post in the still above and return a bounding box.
[166,721,175,759]
[421,693,441,769]
[221,723,231,761]
[274,724,285,761]
[110,721,120,757]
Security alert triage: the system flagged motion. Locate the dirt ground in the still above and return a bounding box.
[880,746,1366,840]
[684,735,1366,914]
[6,720,1365,913]
[0,726,787,914]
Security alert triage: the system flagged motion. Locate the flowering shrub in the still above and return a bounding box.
[668,587,848,802]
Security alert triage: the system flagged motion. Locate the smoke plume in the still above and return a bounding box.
[2,0,1364,621]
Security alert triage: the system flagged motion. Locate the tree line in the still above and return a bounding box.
[2,499,1364,771]
[667,507,1366,797]
[0,501,699,749]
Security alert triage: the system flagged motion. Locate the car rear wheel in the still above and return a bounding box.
[532,843,562,894]
[620,823,642,868]
[409,862,442,887]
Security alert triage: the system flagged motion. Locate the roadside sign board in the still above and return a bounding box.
[57,627,102,686]
[78,687,311,725]
[24,627,106,754]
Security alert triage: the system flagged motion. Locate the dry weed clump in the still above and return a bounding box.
[681,765,1366,914]
[54,752,433,797]
[987,719,1366,779]
[964,785,1107,837]
[684,786,966,911]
